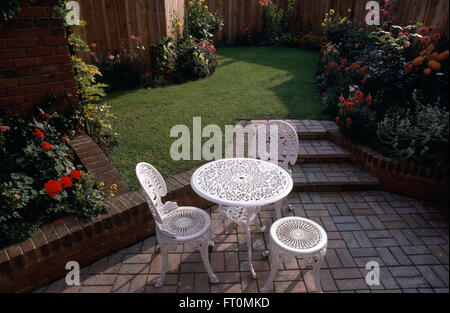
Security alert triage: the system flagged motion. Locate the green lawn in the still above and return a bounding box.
[106,46,324,190]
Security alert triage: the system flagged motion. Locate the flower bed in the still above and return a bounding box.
[316,6,449,175]
[86,0,224,91]
[0,108,113,250]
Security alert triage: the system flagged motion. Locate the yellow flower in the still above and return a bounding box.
[321,23,326,27]
[99,182,105,187]
[347,8,352,13]
[111,193,115,197]
[204,5,208,10]
[329,9,335,15]
[325,13,329,17]
[188,1,192,5]
[177,22,182,28]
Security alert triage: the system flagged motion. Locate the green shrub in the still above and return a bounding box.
[150,37,177,82]
[377,93,449,170]
[93,36,148,91]
[175,36,218,81]
[185,0,223,41]
[258,0,296,42]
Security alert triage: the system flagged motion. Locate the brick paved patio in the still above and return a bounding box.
[37,190,449,293]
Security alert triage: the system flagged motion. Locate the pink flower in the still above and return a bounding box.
[91,43,97,48]
[130,35,136,40]
[0,126,10,132]
[14,194,21,199]
[359,28,364,33]
[109,55,115,60]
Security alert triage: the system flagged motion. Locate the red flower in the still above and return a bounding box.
[369,116,374,121]
[365,95,372,106]
[421,36,431,45]
[60,176,73,188]
[322,92,328,97]
[433,33,441,41]
[54,220,62,225]
[70,170,81,180]
[346,118,352,129]
[40,142,53,151]
[32,128,45,138]
[335,117,340,124]
[355,90,364,105]
[44,180,63,198]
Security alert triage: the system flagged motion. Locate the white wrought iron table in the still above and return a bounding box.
[191,158,293,278]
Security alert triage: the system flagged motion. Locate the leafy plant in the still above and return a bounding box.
[92,35,148,91]
[377,92,449,170]
[185,0,223,41]
[150,37,177,82]
[175,36,218,81]
[259,0,296,42]
[0,0,20,22]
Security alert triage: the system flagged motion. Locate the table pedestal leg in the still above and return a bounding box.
[246,224,257,279]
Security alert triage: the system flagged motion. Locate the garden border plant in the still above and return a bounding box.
[316,5,449,176]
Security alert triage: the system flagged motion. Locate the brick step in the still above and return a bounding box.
[297,139,351,163]
[247,120,328,140]
[292,163,380,192]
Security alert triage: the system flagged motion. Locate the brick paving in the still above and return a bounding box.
[36,120,449,293]
[37,190,449,293]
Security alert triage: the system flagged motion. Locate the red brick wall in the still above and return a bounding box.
[0,0,79,117]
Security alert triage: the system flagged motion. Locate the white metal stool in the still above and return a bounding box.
[261,217,328,293]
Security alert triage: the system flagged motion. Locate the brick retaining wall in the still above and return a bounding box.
[327,130,448,205]
[0,0,79,117]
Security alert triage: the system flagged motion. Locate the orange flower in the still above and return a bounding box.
[428,60,441,71]
[424,68,432,75]
[427,44,435,52]
[412,56,425,67]
[420,50,427,56]
[437,50,449,62]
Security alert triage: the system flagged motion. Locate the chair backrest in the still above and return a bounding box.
[136,162,167,224]
[264,120,299,172]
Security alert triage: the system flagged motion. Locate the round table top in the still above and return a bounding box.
[191,158,293,207]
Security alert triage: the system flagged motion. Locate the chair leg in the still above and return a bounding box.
[154,244,168,287]
[312,258,323,293]
[260,252,280,293]
[200,242,219,284]
[246,225,257,279]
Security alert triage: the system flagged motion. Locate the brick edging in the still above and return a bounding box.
[326,130,449,205]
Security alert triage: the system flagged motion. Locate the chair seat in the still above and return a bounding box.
[270,217,327,254]
[162,207,210,239]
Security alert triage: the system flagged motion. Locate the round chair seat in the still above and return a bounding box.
[270,217,328,254]
[162,207,210,239]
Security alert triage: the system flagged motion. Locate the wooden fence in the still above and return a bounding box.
[205,0,449,42]
[76,0,449,62]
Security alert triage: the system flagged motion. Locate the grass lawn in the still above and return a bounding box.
[106,46,324,190]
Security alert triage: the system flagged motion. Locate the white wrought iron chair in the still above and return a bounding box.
[136,162,219,287]
[260,120,299,219]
